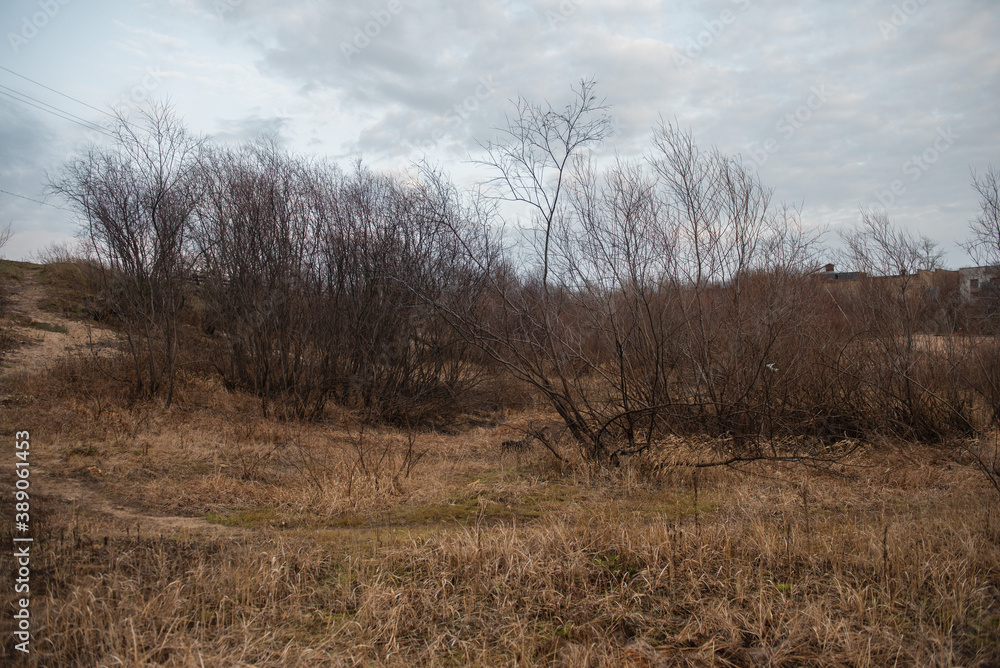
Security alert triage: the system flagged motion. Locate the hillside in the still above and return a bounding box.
[0,261,998,666]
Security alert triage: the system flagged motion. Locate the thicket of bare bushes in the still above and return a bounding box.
[48,102,203,407]
[423,82,997,466]
[192,141,497,424]
[46,104,502,426]
[47,89,1000,471]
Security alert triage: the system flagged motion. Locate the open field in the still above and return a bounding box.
[1,265,999,666]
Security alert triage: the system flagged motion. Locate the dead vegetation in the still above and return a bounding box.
[2,89,1000,664]
[1,320,999,665]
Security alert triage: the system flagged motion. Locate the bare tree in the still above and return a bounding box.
[964,164,1000,266]
[317,162,490,425]
[836,209,968,439]
[467,80,614,457]
[49,101,203,406]
[194,145,494,424]
[956,166,1000,495]
[435,87,833,465]
[842,207,943,277]
[192,138,330,416]
[475,78,613,288]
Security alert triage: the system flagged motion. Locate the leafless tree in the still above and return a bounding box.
[841,208,943,276]
[192,138,330,416]
[436,85,838,465]
[460,81,615,456]
[954,165,1000,493]
[836,209,968,439]
[43,89,995,471]
[316,162,491,425]
[475,78,613,289]
[965,164,1000,266]
[0,222,12,252]
[49,101,203,406]
[641,122,826,451]
[194,144,494,424]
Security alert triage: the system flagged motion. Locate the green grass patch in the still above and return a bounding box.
[327,489,570,530]
[321,481,714,533]
[621,490,721,520]
[400,497,530,525]
[305,526,446,556]
[327,498,516,528]
[205,507,309,529]
[0,264,22,282]
[220,478,715,538]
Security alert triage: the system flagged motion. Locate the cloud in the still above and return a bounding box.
[0,101,57,176]
[187,1,995,266]
[0,101,75,259]
[211,113,290,144]
[1,0,997,267]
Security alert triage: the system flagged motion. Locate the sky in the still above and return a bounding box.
[0,0,997,268]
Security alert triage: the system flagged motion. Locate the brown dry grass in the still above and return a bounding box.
[1,269,999,666]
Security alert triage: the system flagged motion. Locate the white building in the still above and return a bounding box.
[958,265,1000,300]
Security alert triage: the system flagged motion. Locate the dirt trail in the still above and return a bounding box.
[4,269,227,534]
[2,269,114,375]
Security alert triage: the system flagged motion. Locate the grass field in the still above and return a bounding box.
[1,264,998,666]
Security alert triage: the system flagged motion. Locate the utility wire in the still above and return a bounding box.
[0,65,116,120]
[0,188,71,211]
[0,84,111,136]
[0,89,114,138]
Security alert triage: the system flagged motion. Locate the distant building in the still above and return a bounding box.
[958,265,1000,300]
[818,264,864,282]
[818,264,960,296]
[816,265,960,333]
[899,268,959,296]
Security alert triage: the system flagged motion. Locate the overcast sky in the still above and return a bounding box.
[1,0,997,267]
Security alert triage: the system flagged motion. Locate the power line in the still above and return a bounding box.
[0,84,111,136]
[0,65,116,120]
[0,88,114,138]
[0,88,112,138]
[0,188,71,211]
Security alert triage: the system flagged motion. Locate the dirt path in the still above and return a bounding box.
[2,268,114,375]
[4,269,228,534]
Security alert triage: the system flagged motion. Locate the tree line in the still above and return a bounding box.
[48,84,1000,471]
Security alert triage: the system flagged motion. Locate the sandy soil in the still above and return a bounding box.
[2,269,115,375]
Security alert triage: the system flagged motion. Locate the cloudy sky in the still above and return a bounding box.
[1,0,997,267]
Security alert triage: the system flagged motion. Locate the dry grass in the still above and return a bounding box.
[33,259,105,320]
[1,349,999,666]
